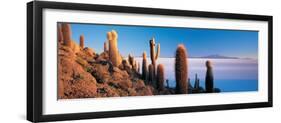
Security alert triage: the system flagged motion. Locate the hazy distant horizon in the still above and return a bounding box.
[125,55,257,60]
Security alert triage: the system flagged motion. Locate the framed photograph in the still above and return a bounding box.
[27,1,273,122]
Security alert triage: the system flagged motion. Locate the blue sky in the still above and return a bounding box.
[67,23,258,59]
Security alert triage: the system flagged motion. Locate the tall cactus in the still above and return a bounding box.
[107,30,122,67]
[79,35,84,49]
[148,64,154,85]
[194,74,200,89]
[104,41,108,52]
[149,37,160,81]
[142,52,148,83]
[156,64,165,91]
[137,62,141,73]
[57,24,63,43]
[61,23,72,47]
[175,44,188,94]
[205,60,214,93]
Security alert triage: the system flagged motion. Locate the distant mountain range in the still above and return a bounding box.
[190,54,239,59]
[135,54,252,59]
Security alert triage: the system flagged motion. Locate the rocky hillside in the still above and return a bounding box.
[58,42,177,99]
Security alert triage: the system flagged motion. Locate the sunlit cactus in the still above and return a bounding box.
[205,60,214,93]
[107,30,122,67]
[61,23,72,46]
[79,35,84,49]
[156,64,165,91]
[175,44,188,94]
[142,52,148,82]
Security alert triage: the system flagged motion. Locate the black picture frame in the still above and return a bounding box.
[27,1,273,122]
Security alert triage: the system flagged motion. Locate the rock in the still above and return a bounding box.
[128,88,137,96]
[58,45,75,59]
[120,80,133,89]
[91,63,111,83]
[83,47,95,57]
[136,86,153,96]
[133,79,146,90]
[96,52,109,61]
[112,67,129,79]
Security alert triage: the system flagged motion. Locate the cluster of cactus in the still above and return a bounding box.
[205,60,214,93]
[127,54,140,73]
[60,23,81,53]
[59,24,219,94]
[138,37,165,90]
[146,38,161,88]
[156,64,165,91]
[107,30,122,67]
[79,35,84,49]
[59,23,218,94]
[175,44,188,94]
[128,54,135,69]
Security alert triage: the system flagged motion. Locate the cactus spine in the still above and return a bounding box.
[107,30,122,67]
[175,44,188,94]
[149,38,160,81]
[156,64,165,91]
[61,23,72,47]
[205,60,214,93]
[142,52,148,82]
[79,35,84,49]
